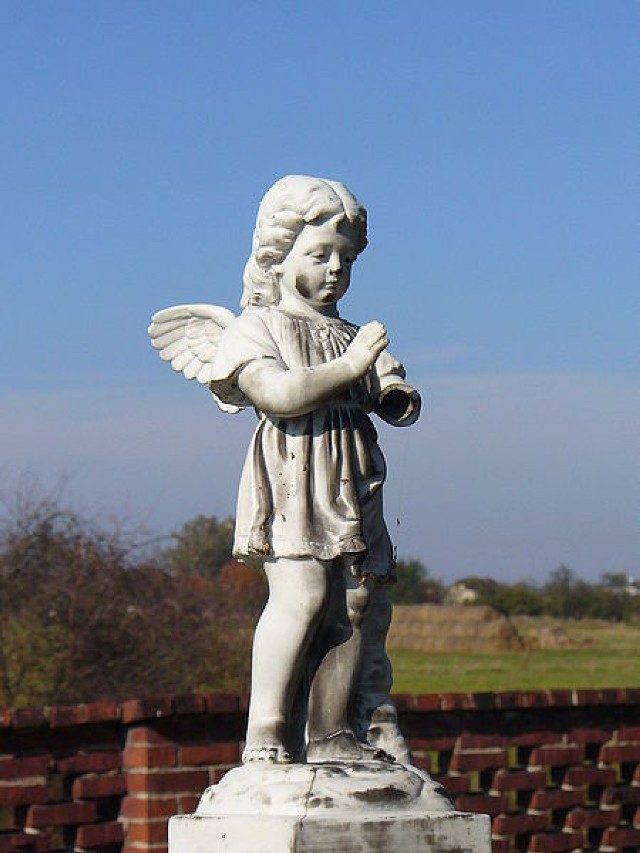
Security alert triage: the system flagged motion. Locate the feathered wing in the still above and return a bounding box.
[148,304,242,413]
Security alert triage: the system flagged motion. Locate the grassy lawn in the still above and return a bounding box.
[389,617,640,694]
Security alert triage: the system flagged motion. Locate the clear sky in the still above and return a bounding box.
[2,1,638,583]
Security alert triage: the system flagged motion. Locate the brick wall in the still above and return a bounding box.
[1,689,638,852]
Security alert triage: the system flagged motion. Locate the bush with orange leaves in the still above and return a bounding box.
[0,494,265,708]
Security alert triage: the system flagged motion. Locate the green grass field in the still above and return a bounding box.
[389,617,640,694]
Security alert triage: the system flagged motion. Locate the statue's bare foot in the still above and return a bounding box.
[243,719,292,764]
[307,728,395,764]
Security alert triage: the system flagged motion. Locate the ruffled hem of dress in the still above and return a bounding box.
[232,534,395,580]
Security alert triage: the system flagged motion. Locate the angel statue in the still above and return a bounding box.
[149,175,422,766]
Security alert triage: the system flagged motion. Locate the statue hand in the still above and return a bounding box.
[344,322,389,378]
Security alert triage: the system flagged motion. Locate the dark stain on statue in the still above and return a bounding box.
[352,785,410,803]
[295,274,311,299]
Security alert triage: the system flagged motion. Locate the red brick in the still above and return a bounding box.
[564,805,621,829]
[563,765,617,787]
[0,708,11,728]
[567,727,612,745]
[493,691,520,709]
[84,700,120,723]
[71,773,126,799]
[75,820,124,847]
[491,769,548,792]
[127,770,209,794]
[407,737,456,752]
[493,811,551,834]
[204,694,240,714]
[450,749,507,772]
[529,744,584,767]
[56,750,121,774]
[412,694,442,712]
[622,687,640,703]
[210,767,231,784]
[123,745,177,770]
[0,833,51,852]
[599,742,640,763]
[120,796,178,819]
[411,755,431,772]
[441,693,475,711]
[26,801,97,828]
[389,693,413,711]
[511,731,559,748]
[599,688,620,704]
[48,705,88,727]
[470,692,497,710]
[547,690,574,707]
[10,708,47,729]
[178,795,199,813]
[489,839,511,853]
[527,830,584,852]
[126,819,170,844]
[434,774,470,795]
[530,788,585,810]
[601,785,640,806]
[600,826,640,848]
[455,793,510,815]
[520,691,550,708]
[179,743,240,766]
[0,756,51,779]
[618,725,640,740]
[126,727,173,747]
[121,697,174,724]
[458,734,508,749]
[572,689,601,706]
[171,694,207,715]
[0,784,49,807]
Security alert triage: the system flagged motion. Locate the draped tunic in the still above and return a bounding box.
[209,306,416,579]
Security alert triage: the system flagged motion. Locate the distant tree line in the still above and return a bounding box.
[390,561,640,623]
[0,491,637,708]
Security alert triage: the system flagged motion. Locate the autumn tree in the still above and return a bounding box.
[0,496,256,708]
[162,514,234,577]
[387,559,443,604]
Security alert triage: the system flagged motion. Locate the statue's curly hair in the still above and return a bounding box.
[241,175,368,308]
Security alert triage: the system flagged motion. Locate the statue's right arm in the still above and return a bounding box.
[237,321,389,418]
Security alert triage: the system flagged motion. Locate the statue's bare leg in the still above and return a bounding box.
[350,582,411,763]
[306,566,392,762]
[243,557,329,764]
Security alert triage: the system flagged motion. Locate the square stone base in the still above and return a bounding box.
[169,810,491,852]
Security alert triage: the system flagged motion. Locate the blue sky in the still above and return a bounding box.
[2,1,638,582]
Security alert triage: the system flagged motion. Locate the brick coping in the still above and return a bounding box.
[2,687,639,730]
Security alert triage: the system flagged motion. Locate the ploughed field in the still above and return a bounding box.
[388,616,640,693]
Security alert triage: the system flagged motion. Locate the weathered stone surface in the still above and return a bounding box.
[169,762,491,851]
[170,810,490,852]
[196,761,454,816]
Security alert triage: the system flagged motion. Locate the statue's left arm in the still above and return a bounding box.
[370,349,421,427]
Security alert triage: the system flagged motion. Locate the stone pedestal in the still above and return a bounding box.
[169,762,491,852]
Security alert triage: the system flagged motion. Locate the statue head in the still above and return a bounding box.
[241,175,367,309]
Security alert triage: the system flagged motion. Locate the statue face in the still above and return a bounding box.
[275,217,358,315]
